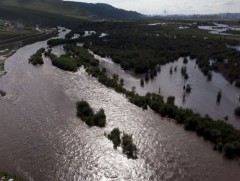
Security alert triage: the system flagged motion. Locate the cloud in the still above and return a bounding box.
[63,0,240,14]
[225,0,240,5]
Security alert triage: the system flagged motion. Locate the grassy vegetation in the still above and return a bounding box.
[0,29,36,41]
[0,171,23,181]
[76,100,106,127]
[29,48,45,65]
[0,0,89,20]
[0,5,85,27]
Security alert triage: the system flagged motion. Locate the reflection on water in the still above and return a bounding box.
[0,29,240,181]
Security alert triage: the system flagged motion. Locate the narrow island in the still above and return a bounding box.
[76,100,106,127]
[29,48,45,65]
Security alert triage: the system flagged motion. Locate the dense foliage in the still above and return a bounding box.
[29,48,45,65]
[235,106,240,116]
[108,128,138,159]
[61,21,240,85]
[76,100,106,127]
[108,128,121,149]
[45,46,99,72]
[122,133,138,159]
[45,49,78,71]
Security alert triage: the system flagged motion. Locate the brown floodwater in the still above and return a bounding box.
[0,29,240,181]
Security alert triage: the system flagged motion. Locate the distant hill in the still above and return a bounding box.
[63,1,143,19]
[0,0,143,26]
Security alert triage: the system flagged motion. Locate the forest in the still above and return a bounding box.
[47,21,240,86]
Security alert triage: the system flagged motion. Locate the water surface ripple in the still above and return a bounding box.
[0,31,239,181]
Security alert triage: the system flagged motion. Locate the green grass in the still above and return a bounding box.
[1,0,89,19]
[0,5,87,27]
[0,30,36,41]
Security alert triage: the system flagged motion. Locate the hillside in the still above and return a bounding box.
[0,0,143,26]
[63,1,143,19]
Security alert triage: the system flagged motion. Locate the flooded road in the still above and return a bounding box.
[0,29,240,181]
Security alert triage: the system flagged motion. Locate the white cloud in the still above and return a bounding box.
[63,0,240,14]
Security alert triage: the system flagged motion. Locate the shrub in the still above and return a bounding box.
[76,101,106,127]
[234,106,240,116]
[93,109,106,127]
[122,133,138,159]
[167,96,175,105]
[108,128,121,149]
[29,48,45,65]
[76,101,93,119]
[223,143,235,159]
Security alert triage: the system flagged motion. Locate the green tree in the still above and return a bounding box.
[93,108,106,127]
[234,106,240,116]
[108,128,121,149]
[217,90,222,103]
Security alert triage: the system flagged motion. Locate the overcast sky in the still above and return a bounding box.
[64,0,240,15]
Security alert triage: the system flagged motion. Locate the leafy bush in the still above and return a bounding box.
[234,106,240,116]
[108,128,121,149]
[223,143,235,159]
[122,133,138,159]
[93,109,106,127]
[76,101,106,127]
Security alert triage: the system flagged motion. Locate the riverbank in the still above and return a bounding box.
[0,30,57,77]
[0,49,15,76]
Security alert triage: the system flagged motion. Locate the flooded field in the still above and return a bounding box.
[93,53,240,129]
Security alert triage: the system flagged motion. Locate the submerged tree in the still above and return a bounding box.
[183,57,188,64]
[108,128,121,149]
[207,72,212,81]
[93,108,106,127]
[120,78,124,86]
[174,66,177,72]
[140,78,144,87]
[131,86,136,93]
[167,96,175,105]
[169,66,173,74]
[122,133,138,159]
[76,101,106,127]
[186,84,192,93]
[235,106,240,116]
[217,90,222,103]
[145,73,149,82]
